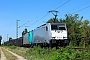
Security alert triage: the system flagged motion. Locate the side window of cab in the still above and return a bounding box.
[46,26,48,31]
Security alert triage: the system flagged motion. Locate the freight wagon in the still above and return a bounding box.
[4,37,23,46]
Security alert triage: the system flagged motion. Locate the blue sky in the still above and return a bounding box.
[0,0,90,42]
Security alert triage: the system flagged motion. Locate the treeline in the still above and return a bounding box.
[47,14,90,47]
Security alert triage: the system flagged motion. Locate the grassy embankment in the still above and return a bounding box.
[4,46,28,59]
[1,47,17,60]
[4,45,90,60]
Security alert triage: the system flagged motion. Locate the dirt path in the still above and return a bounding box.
[2,47,26,60]
[0,47,7,60]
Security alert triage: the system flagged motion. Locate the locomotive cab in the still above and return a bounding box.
[50,23,69,46]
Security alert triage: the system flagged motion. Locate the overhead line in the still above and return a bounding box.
[29,0,63,26]
[42,0,71,23]
[18,21,29,28]
[67,1,90,12]
[29,0,71,27]
[72,6,90,14]
[61,0,90,19]
[55,0,70,10]
[50,0,63,10]
[29,13,49,27]
[72,1,90,11]
[61,6,90,19]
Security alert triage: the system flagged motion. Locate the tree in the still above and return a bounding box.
[25,28,28,33]
[22,28,28,36]
[59,14,84,46]
[9,37,12,41]
[0,35,2,46]
[22,31,25,35]
[80,20,90,46]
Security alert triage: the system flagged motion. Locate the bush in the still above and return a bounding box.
[48,46,90,60]
[7,43,13,46]
[6,45,90,60]
[8,45,17,49]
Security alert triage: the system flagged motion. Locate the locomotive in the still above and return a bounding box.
[6,23,69,47]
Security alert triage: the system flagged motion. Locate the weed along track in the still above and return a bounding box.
[2,47,26,60]
[1,45,90,60]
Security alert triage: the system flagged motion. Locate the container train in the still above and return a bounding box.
[5,23,70,47]
[4,37,23,46]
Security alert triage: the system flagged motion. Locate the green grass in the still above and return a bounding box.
[4,45,90,60]
[1,47,17,60]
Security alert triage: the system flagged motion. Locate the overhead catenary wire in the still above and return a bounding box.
[28,0,90,27]
[29,0,71,27]
[18,21,29,28]
[67,1,90,13]
[60,5,90,20]
[72,1,90,11]
[43,0,71,23]
[60,1,90,19]
[72,6,90,14]
[30,13,49,26]
[55,0,70,10]
[29,0,63,26]
[49,0,63,10]
[23,0,63,26]
[38,0,90,24]
[29,0,65,26]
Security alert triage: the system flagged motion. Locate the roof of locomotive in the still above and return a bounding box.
[33,23,66,30]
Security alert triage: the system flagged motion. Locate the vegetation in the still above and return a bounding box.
[4,45,90,60]
[22,28,28,35]
[9,37,12,41]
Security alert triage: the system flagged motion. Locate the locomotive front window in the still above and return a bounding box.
[51,25,57,30]
[59,27,66,30]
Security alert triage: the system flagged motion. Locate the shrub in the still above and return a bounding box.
[9,45,17,49]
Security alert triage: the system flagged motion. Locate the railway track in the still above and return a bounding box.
[74,48,90,51]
